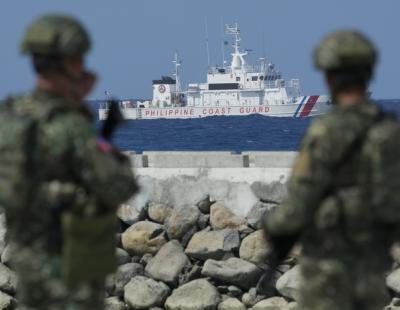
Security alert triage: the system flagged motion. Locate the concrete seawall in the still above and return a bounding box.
[126,151,297,217]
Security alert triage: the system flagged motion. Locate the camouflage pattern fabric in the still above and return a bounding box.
[7,89,137,309]
[21,15,90,56]
[265,100,397,309]
[314,30,377,70]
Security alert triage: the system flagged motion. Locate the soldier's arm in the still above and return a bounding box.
[47,113,138,208]
[266,120,335,236]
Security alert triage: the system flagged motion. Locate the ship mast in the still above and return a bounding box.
[225,23,248,71]
[172,51,182,93]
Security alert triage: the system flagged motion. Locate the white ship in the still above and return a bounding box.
[99,23,331,120]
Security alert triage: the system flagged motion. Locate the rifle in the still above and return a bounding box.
[101,99,124,141]
[256,233,298,295]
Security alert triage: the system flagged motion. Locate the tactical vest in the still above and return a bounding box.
[314,110,400,253]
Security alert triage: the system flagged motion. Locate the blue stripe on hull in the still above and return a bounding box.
[294,96,307,117]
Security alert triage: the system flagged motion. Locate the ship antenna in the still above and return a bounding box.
[205,17,211,68]
[172,51,182,93]
[220,17,226,67]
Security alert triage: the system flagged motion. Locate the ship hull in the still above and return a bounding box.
[99,95,331,120]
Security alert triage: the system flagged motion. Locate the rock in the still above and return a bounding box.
[0,291,16,310]
[140,253,153,266]
[252,296,289,310]
[239,230,270,265]
[165,279,221,310]
[251,181,287,204]
[202,257,262,290]
[198,214,210,230]
[147,202,173,224]
[185,229,240,261]
[387,269,400,294]
[241,288,266,308]
[218,297,246,310]
[197,195,215,214]
[0,214,6,258]
[114,263,144,297]
[117,203,146,225]
[0,264,16,295]
[385,298,400,310]
[179,263,202,286]
[105,296,125,310]
[246,201,276,229]
[124,276,170,309]
[121,221,167,256]
[227,285,243,298]
[0,246,10,266]
[276,265,301,301]
[210,202,247,230]
[145,240,189,287]
[116,248,131,265]
[165,204,200,240]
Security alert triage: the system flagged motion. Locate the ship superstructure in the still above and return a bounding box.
[99,23,331,120]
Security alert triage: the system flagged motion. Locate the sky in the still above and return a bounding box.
[1,0,399,100]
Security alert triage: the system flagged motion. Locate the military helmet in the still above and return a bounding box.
[21,14,91,56]
[314,30,377,70]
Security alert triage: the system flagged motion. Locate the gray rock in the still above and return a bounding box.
[0,291,16,310]
[0,264,16,295]
[0,214,6,258]
[165,205,200,240]
[250,181,287,204]
[252,296,289,310]
[140,253,153,266]
[165,279,221,310]
[218,297,246,310]
[105,296,126,310]
[121,221,167,256]
[227,285,243,298]
[185,229,240,261]
[116,248,131,265]
[202,257,262,290]
[387,269,400,294]
[276,265,301,301]
[117,203,146,225]
[241,288,266,308]
[239,230,270,265]
[124,276,170,309]
[246,201,276,229]
[115,263,144,297]
[210,202,247,231]
[146,240,189,287]
[0,246,10,267]
[385,298,400,310]
[179,264,202,286]
[198,214,210,230]
[197,195,215,214]
[147,202,173,224]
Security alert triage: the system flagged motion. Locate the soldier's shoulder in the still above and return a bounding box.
[305,111,344,141]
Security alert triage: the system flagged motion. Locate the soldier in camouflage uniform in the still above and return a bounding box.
[5,15,138,309]
[264,31,398,309]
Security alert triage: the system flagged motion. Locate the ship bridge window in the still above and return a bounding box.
[236,77,240,81]
[260,76,264,80]
[251,76,258,81]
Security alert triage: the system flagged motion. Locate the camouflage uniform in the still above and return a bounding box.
[265,31,396,310]
[6,15,138,310]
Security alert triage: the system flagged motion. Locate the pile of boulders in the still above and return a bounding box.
[108,195,299,310]
[1,189,400,309]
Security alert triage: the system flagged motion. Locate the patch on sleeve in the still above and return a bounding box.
[96,137,113,153]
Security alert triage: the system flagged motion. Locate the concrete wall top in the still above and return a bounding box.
[126,151,297,168]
